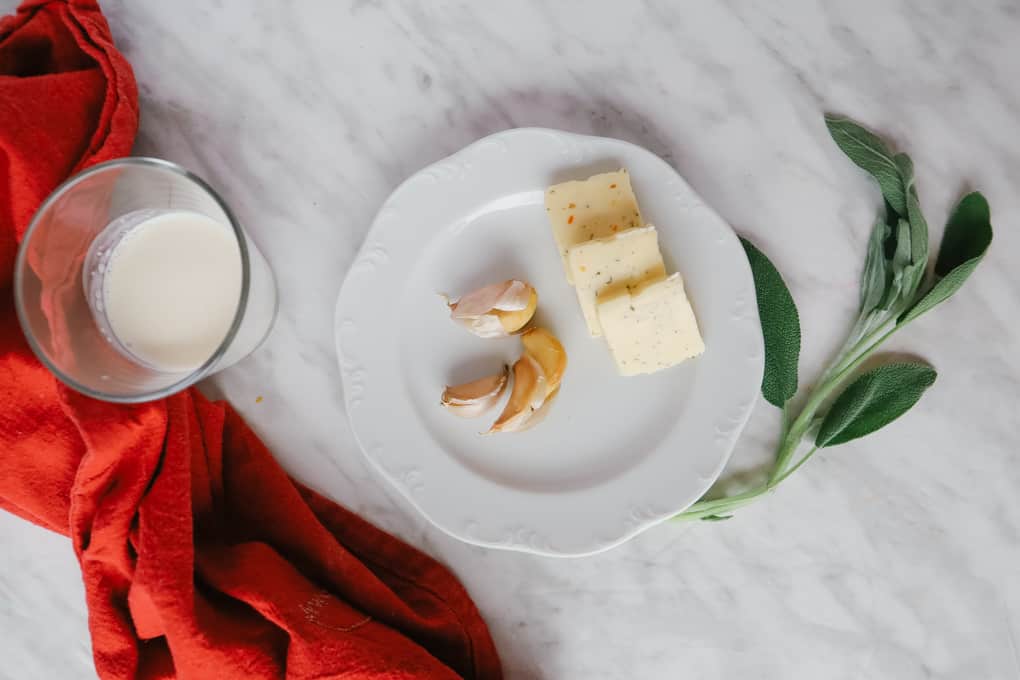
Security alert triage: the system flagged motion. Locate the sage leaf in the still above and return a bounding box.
[859,218,889,316]
[902,190,929,299]
[900,192,993,324]
[879,218,912,310]
[815,363,937,448]
[935,192,992,276]
[829,118,930,318]
[825,115,907,216]
[893,153,915,193]
[741,237,801,407]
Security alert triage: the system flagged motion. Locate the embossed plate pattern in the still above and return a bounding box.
[335,128,763,556]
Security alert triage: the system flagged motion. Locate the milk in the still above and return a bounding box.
[86,210,243,372]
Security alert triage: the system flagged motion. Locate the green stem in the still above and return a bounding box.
[769,430,801,484]
[772,446,818,486]
[678,439,816,520]
[677,315,909,522]
[820,316,888,385]
[824,296,915,383]
[777,406,790,456]
[768,323,898,484]
[674,485,768,521]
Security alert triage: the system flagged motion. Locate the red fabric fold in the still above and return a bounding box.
[0,2,502,678]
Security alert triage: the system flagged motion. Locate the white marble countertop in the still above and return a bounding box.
[3,1,1019,678]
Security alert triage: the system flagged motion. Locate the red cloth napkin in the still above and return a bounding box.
[0,2,503,678]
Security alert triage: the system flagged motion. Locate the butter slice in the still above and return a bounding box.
[597,273,704,376]
[566,226,666,336]
[545,170,644,283]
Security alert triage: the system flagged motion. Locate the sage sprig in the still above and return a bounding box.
[676,114,993,522]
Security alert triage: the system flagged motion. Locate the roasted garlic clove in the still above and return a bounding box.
[446,279,537,337]
[487,355,548,433]
[486,327,568,433]
[492,285,539,334]
[520,327,567,397]
[516,386,560,432]
[441,366,509,418]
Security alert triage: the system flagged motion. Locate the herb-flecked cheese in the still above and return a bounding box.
[566,226,666,337]
[597,273,704,376]
[545,170,644,284]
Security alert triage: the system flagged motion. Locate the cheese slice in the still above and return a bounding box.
[566,226,666,336]
[597,273,704,376]
[545,170,644,283]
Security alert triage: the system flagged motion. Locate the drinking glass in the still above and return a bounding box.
[14,158,278,403]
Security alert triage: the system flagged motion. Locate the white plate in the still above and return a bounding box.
[335,128,763,557]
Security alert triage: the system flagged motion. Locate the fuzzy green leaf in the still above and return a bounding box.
[935,192,993,276]
[893,153,915,193]
[879,218,912,310]
[815,363,937,448]
[902,190,929,299]
[741,238,801,407]
[901,192,993,324]
[905,191,928,266]
[859,218,889,316]
[825,115,907,216]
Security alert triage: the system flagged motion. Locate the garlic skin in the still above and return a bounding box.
[449,313,508,340]
[441,366,509,418]
[446,280,537,338]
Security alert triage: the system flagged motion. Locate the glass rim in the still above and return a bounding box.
[13,156,253,404]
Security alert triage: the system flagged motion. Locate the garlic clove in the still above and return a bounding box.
[520,327,567,395]
[516,386,560,432]
[488,329,565,433]
[441,366,509,418]
[488,355,548,433]
[494,286,538,334]
[446,280,537,337]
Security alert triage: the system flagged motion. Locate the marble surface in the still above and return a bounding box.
[2,1,1019,677]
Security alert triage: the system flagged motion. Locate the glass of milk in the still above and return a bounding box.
[14,158,277,402]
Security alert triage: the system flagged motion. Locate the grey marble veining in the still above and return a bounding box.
[2,1,1019,678]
